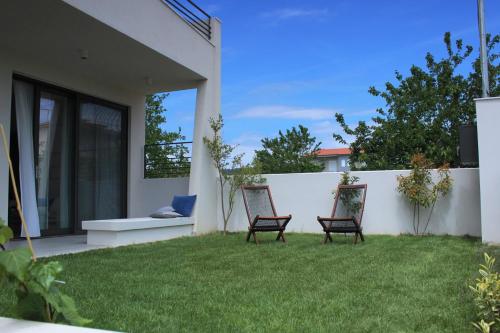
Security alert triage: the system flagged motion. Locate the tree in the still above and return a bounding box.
[254,125,323,174]
[145,94,190,178]
[203,115,265,234]
[333,32,500,170]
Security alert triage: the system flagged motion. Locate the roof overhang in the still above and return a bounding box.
[0,0,205,94]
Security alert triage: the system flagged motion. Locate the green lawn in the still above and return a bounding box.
[0,233,496,332]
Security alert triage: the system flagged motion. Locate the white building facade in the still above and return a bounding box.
[0,0,220,238]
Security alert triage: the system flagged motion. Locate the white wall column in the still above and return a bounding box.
[476,97,500,244]
[0,58,12,222]
[189,19,221,234]
[126,96,147,218]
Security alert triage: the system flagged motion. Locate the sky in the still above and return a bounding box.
[163,0,500,163]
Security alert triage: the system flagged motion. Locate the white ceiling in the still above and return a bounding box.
[0,0,205,94]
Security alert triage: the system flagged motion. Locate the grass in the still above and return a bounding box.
[0,233,497,332]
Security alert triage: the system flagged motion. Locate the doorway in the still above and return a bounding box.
[8,76,128,237]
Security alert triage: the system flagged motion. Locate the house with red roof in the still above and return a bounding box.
[314,148,351,172]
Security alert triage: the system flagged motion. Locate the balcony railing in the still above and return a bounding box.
[144,141,192,178]
[162,0,212,39]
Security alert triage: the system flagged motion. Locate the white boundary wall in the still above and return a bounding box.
[476,97,500,244]
[218,169,481,236]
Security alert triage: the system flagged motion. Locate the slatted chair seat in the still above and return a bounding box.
[241,185,292,244]
[317,184,367,244]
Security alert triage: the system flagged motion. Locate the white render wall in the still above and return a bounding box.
[476,97,500,244]
[218,169,481,237]
[188,20,221,234]
[130,177,189,217]
[0,60,13,223]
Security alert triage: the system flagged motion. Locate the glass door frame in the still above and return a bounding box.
[33,84,76,236]
[12,74,129,236]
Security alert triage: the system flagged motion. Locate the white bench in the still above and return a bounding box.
[82,217,194,247]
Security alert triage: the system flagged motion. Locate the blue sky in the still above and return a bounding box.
[163,0,500,162]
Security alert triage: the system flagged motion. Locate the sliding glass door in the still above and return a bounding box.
[36,90,74,236]
[9,76,128,237]
[77,99,127,225]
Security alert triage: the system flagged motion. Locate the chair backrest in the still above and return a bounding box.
[331,184,367,224]
[241,185,277,224]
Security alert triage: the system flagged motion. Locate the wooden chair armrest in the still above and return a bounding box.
[317,216,354,222]
[257,215,291,220]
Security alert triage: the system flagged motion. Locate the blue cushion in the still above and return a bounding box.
[171,195,197,217]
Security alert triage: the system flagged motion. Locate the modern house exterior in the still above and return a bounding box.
[0,0,221,239]
[315,148,351,172]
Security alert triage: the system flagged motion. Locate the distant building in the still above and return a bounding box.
[315,148,351,172]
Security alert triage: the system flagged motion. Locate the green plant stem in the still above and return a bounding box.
[417,205,421,235]
[218,172,227,235]
[423,200,437,235]
[45,302,52,322]
[413,203,417,234]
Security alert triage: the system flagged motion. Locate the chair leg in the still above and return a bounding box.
[323,232,329,244]
[353,233,359,244]
[276,231,286,242]
[246,230,252,242]
[252,232,259,245]
[328,233,333,242]
[359,231,365,242]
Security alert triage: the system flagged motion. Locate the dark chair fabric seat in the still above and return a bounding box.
[317,184,367,244]
[241,185,292,244]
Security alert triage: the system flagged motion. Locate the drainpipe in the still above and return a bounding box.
[477,0,489,97]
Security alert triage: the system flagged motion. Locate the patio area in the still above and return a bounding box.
[0,233,495,333]
[4,235,105,257]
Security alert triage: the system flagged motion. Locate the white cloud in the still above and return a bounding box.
[229,132,264,164]
[235,105,338,120]
[261,8,329,20]
[311,120,334,135]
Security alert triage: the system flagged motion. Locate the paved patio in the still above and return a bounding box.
[5,235,106,257]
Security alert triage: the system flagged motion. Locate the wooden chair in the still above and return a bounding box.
[241,185,292,244]
[317,184,367,244]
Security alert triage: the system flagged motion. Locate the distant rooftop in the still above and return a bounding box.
[315,148,351,157]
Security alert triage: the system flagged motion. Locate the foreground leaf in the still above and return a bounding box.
[0,248,32,280]
[0,225,13,246]
[29,261,63,290]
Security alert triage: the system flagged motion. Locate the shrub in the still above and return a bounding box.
[396,153,452,235]
[470,253,500,333]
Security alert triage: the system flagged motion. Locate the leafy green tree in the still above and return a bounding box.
[334,32,500,170]
[145,94,190,177]
[254,125,323,173]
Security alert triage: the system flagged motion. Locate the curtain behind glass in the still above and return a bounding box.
[13,80,41,237]
[36,92,72,233]
[78,102,124,222]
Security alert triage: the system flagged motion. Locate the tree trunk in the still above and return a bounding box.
[423,200,437,235]
[218,172,227,235]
